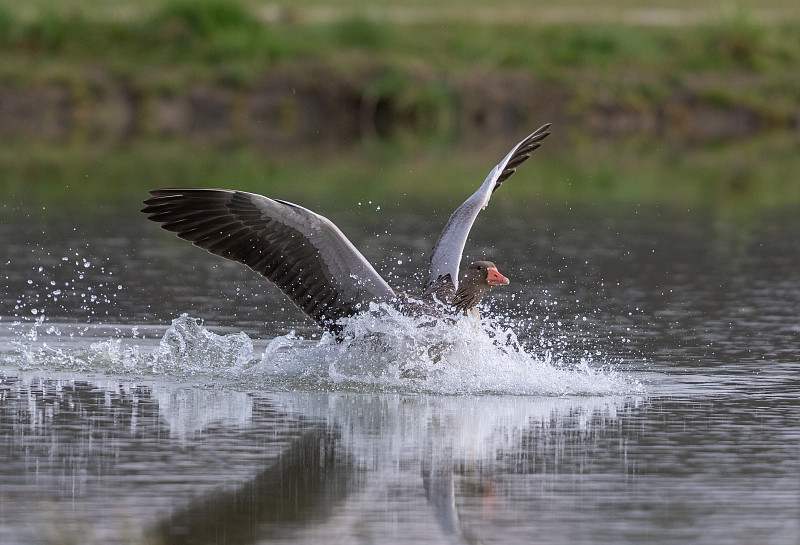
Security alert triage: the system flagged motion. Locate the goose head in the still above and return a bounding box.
[454,260,509,314]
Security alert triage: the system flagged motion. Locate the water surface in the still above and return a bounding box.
[1,145,798,544]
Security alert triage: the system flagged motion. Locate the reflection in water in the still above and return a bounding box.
[153,430,350,545]
[0,370,797,544]
[0,375,341,544]
[0,373,639,544]
[421,433,475,544]
[265,392,644,544]
[422,461,462,540]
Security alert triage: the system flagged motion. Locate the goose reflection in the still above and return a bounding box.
[422,458,462,539]
[422,450,481,544]
[264,392,635,543]
[152,427,352,545]
[0,375,636,544]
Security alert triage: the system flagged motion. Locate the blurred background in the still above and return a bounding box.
[1,0,798,212]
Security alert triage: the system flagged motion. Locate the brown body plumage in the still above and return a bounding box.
[421,261,509,319]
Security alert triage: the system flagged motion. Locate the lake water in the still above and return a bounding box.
[1,138,799,544]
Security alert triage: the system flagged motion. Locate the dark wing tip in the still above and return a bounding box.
[492,123,552,192]
[141,188,235,214]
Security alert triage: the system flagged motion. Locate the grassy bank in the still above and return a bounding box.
[0,1,798,139]
[3,2,799,82]
[1,1,799,214]
[4,0,800,25]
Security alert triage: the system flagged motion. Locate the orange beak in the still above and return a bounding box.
[486,266,510,286]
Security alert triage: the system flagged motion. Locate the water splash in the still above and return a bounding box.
[3,310,643,396]
[3,315,254,376]
[7,249,123,322]
[250,303,641,395]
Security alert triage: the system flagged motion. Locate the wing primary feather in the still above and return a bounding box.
[142,188,394,331]
[492,123,551,192]
[425,124,551,289]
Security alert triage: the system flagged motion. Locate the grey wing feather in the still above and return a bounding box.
[425,123,551,289]
[142,189,395,330]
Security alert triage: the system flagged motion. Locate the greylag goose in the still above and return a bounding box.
[142,123,550,332]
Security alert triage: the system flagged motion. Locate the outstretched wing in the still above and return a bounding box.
[142,189,395,330]
[425,123,551,289]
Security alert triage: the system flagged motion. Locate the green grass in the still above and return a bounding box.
[2,0,800,25]
[1,2,799,77]
[0,1,797,130]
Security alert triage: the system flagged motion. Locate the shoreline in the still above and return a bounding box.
[0,4,797,144]
[1,61,796,145]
